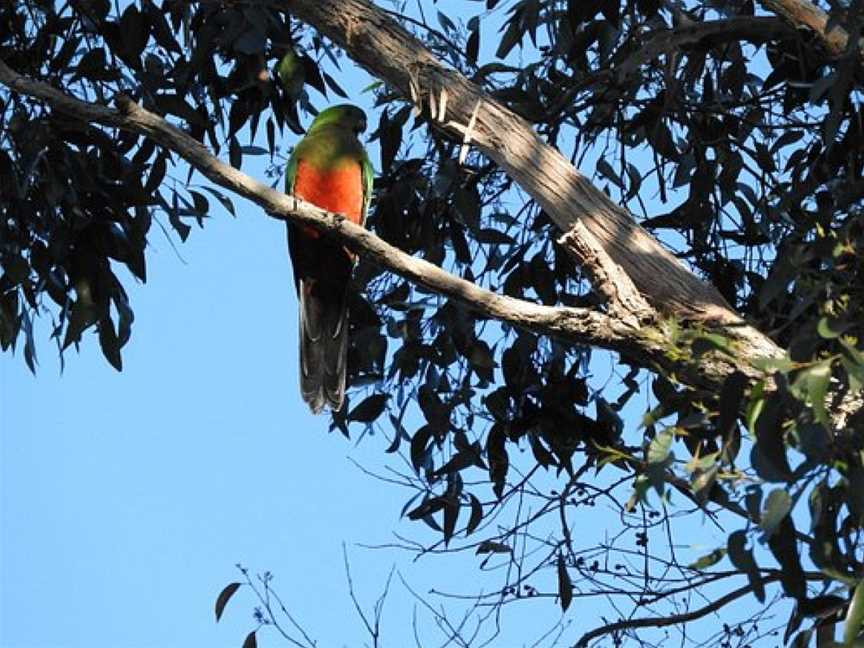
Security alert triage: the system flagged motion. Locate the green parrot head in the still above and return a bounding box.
[307,104,367,136]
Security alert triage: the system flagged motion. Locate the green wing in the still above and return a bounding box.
[361,150,374,225]
[285,146,300,195]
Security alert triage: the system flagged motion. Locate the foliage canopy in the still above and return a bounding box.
[2,0,864,645]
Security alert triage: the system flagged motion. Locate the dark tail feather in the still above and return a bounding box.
[298,279,348,414]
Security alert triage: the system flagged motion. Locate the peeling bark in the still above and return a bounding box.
[285,0,742,323]
[283,0,788,380]
[759,0,861,58]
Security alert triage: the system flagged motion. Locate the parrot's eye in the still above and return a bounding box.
[355,118,367,134]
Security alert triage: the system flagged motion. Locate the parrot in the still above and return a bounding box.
[284,104,373,414]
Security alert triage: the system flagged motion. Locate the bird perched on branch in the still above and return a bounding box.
[284,104,373,413]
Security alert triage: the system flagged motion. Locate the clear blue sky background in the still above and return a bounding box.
[2,2,786,647]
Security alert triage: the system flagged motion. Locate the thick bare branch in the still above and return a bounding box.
[759,0,859,57]
[282,0,794,398]
[557,223,652,323]
[283,0,742,323]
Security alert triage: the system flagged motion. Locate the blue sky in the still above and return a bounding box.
[1,2,793,647]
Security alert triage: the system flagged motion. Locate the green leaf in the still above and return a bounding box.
[751,355,795,374]
[495,18,523,59]
[691,463,719,501]
[63,300,99,350]
[361,80,383,94]
[727,530,753,571]
[348,394,387,423]
[410,426,433,473]
[797,423,831,462]
[840,338,864,366]
[466,28,480,64]
[276,50,305,97]
[767,516,806,599]
[323,72,348,98]
[475,228,515,245]
[688,548,726,570]
[727,530,766,602]
[691,332,734,358]
[443,496,459,546]
[487,423,509,499]
[198,186,236,217]
[647,429,674,465]
[845,581,864,646]
[466,494,483,535]
[793,360,832,425]
[557,554,572,612]
[187,190,210,215]
[239,146,268,156]
[752,396,793,482]
[847,463,864,525]
[98,317,122,371]
[145,152,167,195]
[717,371,747,439]
[760,488,792,537]
[406,496,446,521]
[818,317,849,339]
[215,582,241,622]
[745,381,765,440]
[476,540,511,554]
[229,136,242,170]
[843,358,864,394]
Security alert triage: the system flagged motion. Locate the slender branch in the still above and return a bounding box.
[546,17,794,118]
[573,571,828,647]
[342,544,378,646]
[615,16,796,79]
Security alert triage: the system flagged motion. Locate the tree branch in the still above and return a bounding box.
[615,16,796,79]
[282,0,744,324]
[557,223,652,324]
[0,58,653,360]
[278,0,793,401]
[758,0,861,58]
[573,570,829,647]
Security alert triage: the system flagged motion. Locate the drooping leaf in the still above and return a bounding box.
[688,548,726,570]
[215,582,241,622]
[348,394,387,423]
[760,488,792,537]
[466,494,483,535]
[557,554,572,612]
